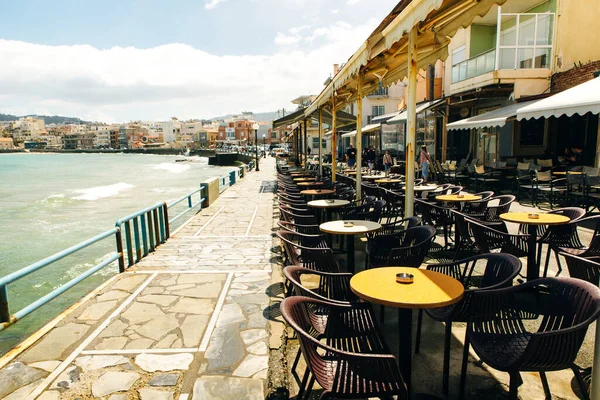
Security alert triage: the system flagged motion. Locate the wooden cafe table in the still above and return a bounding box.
[435,194,482,202]
[376,178,403,185]
[307,199,350,225]
[297,181,324,187]
[351,267,464,394]
[500,212,570,281]
[320,220,381,273]
[293,177,316,182]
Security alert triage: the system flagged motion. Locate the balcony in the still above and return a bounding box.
[368,86,389,98]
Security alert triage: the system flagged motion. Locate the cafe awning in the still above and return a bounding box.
[372,110,402,123]
[386,100,444,124]
[341,123,381,138]
[447,100,539,131]
[517,76,600,121]
[272,109,305,129]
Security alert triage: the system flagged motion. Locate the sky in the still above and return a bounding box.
[0,0,398,123]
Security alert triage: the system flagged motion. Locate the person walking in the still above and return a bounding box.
[420,145,432,183]
[365,146,376,173]
[346,144,357,168]
[383,150,393,175]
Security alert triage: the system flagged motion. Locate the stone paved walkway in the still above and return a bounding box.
[0,158,280,400]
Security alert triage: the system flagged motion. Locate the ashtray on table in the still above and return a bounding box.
[326,199,335,203]
[343,221,354,227]
[528,213,540,219]
[457,193,464,198]
[396,273,414,284]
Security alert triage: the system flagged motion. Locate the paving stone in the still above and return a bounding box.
[28,361,61,372]
[130,333,141,340]
[92,371,140,397]
[125,338,155,349]
[172,339,183,348]
[154,333,178,348]
[96,290,130,302]
[253,369,268,380]
[159,277,178,287]
[234,273,271,283]
[192,376,264,400]
[139,387,174,400]
[246,311,267,329]
[232,354,268,378]
[205,325,244,372]
[2,377,44,400]
[216,303,246,327]
[148,373,179,387]
[99,319,128,338]
[240,329,268,346]
[122,302,166,324]
[95,336,128,350]
[168,298,214,315]
[180,315,210,347]
[178,282,222,298]
[143,286,165,294]
[247,341,268,355]
[37,391,60,400]
[74,355,129,371]
[177,274,226,285]
[112,275,147,291]
[108,395,129,400]
[168,284,196,291]
[135,353,194,372]
[20,323,90,362]
[50,365,79,389]
[137,315,180,341]
[138,294,179,307]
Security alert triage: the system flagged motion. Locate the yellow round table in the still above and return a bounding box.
[553,171,583,175]
[300,189,335,196]
[351,267,464,393]
[500,212,570,281]
[435,194,482,202]
[411,184,439,192]
[297,181,324,187]
[362,174,387,180]
[294,177,316,182]
[376,178,402,184]
[320,220,381,274]
[307,199,350,208]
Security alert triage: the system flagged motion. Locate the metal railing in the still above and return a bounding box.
[168,184,207,224]
[452,48,496,83]
[0,228,122,331]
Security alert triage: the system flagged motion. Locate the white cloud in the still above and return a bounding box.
[330,9,340,14]
[274,33,301,45]
[347,0,361,4]
[204,0,229,9]
[0,19,378,122]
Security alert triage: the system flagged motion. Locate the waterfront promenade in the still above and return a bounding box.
[0,158,280,399]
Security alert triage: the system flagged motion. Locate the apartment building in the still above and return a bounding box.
[162,118,181,143]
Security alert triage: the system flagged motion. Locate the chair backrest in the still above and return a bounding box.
[561,253,600,286]
[283,266,356,303]
[584,166,600,177]
[467,217,528,257]
[517,162,530,171]
[523,158,534,164]
[537,158,553,168]
[535,170,552,182]
[506,158,517,166]
[483,195,515,222]
[475,165,485,174]
[386,225,436,267]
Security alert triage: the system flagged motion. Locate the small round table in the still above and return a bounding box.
[362,174,387,181]
[300,189,335,197]
[294,177,316,182]
[320,220,381,273]
[351,267,464,394]
[345,171,357,175]
[553,171,583,175]
[412,184,439,192]
[308,199,350,225]
[435,194,482,202]
[376,178,402,185]
[297,181,324,187]
[500,212,570,281]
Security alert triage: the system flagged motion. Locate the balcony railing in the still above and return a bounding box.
[368,87,389,97]
[451,49,496,83]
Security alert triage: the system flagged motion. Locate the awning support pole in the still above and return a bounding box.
[442,100,449,162]
[332,88,337,182]
[304,119,308,167]
[318,108,323,177]
[356,72,363,200]
[405,26,418,218]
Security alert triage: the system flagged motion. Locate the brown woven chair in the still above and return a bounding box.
[281,296,408,400]
[481,194,515,223]
[560,215,600,258]
[416,199,454,248]
[561,252,600,286]
[414,253,522,395]
[368,225,436,269]
[276,231,338,273]
[459,277,600,400]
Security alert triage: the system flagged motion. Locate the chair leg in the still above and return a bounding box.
[543,244,552,278]
[291,348,302,380]
[415,309,423,354]
[554,250,563,277]
[458,331,471,400]
[539,371,551,399]
[380,304,386,324]
[508,372,523,400]
[305,375,316,400]
[571,365,590,400]
[442,321,452,395]
[297,369,310,400]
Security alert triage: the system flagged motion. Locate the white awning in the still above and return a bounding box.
[447,100,539,131]
[386,99,444,124]
[517,77,600,120]
[371,111,402,123]
[341,124,381,138]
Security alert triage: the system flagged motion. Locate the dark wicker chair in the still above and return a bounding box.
[461,191,494,216]
[560,215,600,258]
[415,253,522,395]
[276,231,339,273]
[368,225,436,269]
[459,277,600,400]
[281,296,408,400]
[561,252,600,285]
[364,216,422,270]
[416,199,455,248]
[481,195,515,223]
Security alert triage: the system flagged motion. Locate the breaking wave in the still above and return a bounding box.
[71,182,134,201]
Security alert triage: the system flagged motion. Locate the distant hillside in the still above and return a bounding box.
[209,111,283,122]
[0,113,88,124]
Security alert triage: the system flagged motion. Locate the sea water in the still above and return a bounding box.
[0,153,232,354]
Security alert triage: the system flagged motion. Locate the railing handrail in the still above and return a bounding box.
[0,227,120,287]
[167,186,204,208]
[115,202,165,227]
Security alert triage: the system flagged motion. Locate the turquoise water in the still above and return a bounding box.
[0,153,231,353]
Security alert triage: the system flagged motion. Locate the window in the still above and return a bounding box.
[312,137,319,148]
[452,45,466,65]
[372,105,385,117]
[498,13,554,70]
[271,132,277,138]
[322,139,327,148]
